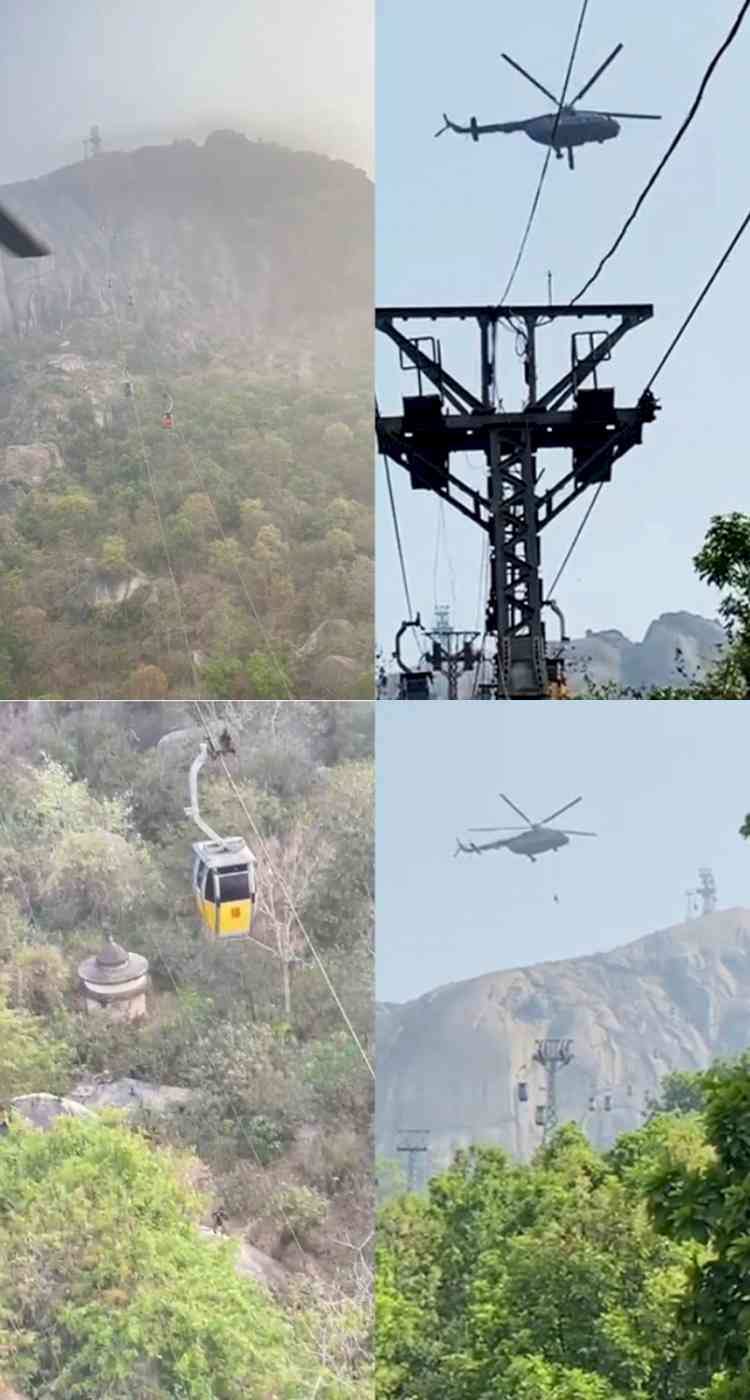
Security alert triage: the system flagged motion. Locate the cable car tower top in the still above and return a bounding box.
[376,304,659,698]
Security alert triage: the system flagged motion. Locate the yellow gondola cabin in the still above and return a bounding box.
[186,739,257,943]
[192,837,256,940]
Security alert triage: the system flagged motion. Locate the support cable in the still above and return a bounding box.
[173,423,295,700]
[382,452,413,619]
[498,0,591,304]
[573,0,750,302]
[644,205,750,391]
[548,202,750,596]
[192,701,374,1081]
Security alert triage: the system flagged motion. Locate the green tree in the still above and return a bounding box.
[0,1115,337,1398]
[647,1055,750,1388]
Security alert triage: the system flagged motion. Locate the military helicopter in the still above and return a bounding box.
[0,203,49,258]
[435,44,661,170]
[186,733,256,941]
[454,792,596,861]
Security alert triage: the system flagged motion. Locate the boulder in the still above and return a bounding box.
[10,1093,93,1130]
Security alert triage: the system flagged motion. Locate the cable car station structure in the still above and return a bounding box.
[377,302,660,699]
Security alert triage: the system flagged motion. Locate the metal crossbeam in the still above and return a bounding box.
[377,302,657,698]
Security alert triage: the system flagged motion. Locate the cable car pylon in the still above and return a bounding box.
[186,738,257,942]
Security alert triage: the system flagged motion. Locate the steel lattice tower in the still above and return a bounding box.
[533,1038,574,1142]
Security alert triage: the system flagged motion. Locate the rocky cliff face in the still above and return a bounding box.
[0,130,371,364]
[566,612,726,692]
[377,908,750,1172]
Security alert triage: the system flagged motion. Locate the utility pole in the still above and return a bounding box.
[396,1128,430,1192]
[376,304,659,698]
[533,1038,574,1143]
[89,124,102,157]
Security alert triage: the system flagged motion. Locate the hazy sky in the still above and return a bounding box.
[376,0,748,653]
[376,702,750,1003]
[0,0,372,184]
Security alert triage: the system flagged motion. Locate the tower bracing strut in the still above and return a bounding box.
[376,303,658,698]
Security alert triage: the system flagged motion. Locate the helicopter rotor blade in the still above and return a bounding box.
[499,793,535,827]
[596,110,662,120]
[501,52,558,106]
[468,825,528,832]
[0,204,50,259]
[569,43,623,106]
[556,829,598,837]
[538,796,582,826]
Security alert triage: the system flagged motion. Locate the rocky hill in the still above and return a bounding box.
[0,129,371,361]
[377,907,750,1172]
[566,611,726,693]
[0,133,373,699]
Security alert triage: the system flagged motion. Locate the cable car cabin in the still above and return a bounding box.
[161,412,174,429]
[192,837,256,941]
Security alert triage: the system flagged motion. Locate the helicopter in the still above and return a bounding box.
[186,734,256,941]
[435,43,661,170]
[454,792,597,861]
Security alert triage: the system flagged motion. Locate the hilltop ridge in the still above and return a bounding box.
[377,907,750,1169]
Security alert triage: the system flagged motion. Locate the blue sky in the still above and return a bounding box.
[376,0,748,654]
[0,0,372,183]
[376,701,750,1002]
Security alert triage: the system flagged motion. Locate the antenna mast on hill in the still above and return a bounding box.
[396,1128,430,1191]
[89,125,102,157]
[533,1038,574,1143]
[697,868,717,915]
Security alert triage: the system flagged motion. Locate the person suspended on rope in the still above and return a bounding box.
[123,379,133,397]
[161,392,174,429]
[211,1206,227,1235]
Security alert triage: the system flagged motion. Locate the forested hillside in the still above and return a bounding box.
[377,1060,750,1399]
[0,131,373,699]
[0,700,374,1398]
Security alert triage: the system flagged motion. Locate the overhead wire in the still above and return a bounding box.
[497,0,592,305]
[105,259,202,696]
[172,422,295,700]
[108,232,298,700]
[545,4,750,599]
[191,700,374,1080]
[382,451,413,619]
[643,204,750,392]
[572,0,750,302]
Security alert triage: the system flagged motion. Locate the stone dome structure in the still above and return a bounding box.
[78,936,149,1022]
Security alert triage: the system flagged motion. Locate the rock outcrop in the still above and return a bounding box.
[566,611,726,692]
[0,442,63,509]
[377,907,750,1172]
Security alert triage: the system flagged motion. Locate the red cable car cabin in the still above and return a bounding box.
[162,412,173,429]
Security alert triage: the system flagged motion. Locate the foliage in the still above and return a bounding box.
[376,1123,712,1400]
[0,360,373,699]
[0,701,374,1397]
[646,1054,750,1385]
[268,1181,328,1248]
[0,984,72,1102]
[0,1115,339,1398]
[575,513,750,699]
